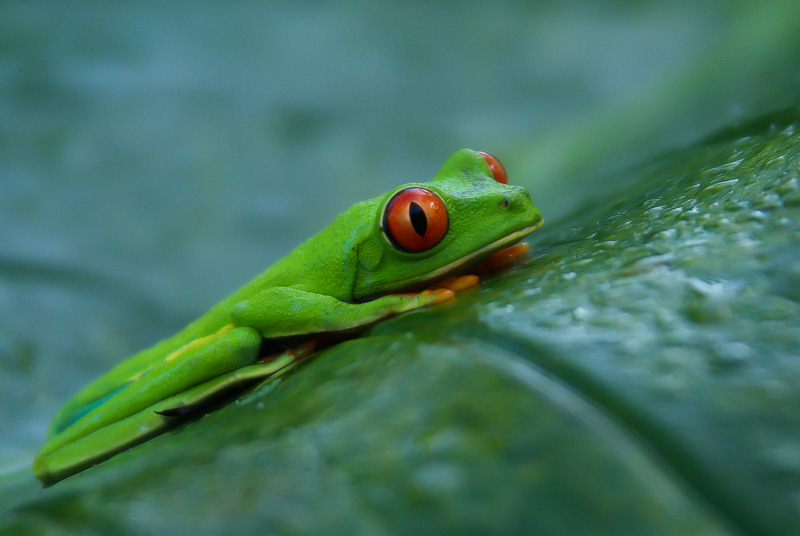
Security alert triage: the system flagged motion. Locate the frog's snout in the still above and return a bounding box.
[496,186,542,229]
[498,185,532,209]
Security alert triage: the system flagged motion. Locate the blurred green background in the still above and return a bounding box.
[3,0,800,528]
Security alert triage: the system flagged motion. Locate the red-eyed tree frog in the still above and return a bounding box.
[33,149,543,485]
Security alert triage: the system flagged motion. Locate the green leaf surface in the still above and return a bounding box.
[5,105,800,535]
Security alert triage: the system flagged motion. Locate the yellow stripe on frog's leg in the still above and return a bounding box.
[163,323,235,363]
[127,323,237,381]
[36,326,261,462]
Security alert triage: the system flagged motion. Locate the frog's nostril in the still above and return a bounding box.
[500,198,510,208]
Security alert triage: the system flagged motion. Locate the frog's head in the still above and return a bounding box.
[353,148,543,300]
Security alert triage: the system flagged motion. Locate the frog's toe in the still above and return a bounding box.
[430,274,480,292]
[475,242,530,273]
[423,288,456,304]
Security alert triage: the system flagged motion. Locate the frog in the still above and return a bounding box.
[33,148,543,485]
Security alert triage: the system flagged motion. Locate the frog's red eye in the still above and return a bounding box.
[382,187,448,252]
[477,151,508,184]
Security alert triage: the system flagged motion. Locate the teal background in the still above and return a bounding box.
[3,1,800,533]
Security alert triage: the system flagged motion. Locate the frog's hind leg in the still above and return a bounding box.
[34,326,262,484]
[155,339,315,417]
[34,336,315,486]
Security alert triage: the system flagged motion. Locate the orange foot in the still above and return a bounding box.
[474,242,530,274]
[425,242,531,300]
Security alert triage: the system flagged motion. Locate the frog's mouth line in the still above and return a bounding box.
[412,219,544,288]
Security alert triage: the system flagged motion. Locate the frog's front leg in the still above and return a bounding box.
[33,325,262,485]
[231,286,455,338]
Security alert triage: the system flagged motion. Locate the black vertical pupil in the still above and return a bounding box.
[408,202,427,237]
